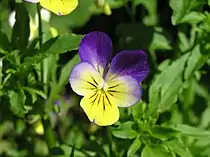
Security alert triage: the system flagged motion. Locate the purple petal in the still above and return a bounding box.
[106,50,149,82]
[79,32,112,75]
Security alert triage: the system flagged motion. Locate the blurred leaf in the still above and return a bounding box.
[83,140,107,156]
[34,139,49,156]
[11,3,30,49]
[0,140,12,155]
[133,0,157,26]
[165,139,192,157]
[8,89,27,117]
[54,145,89,157]
[70,145,75,157]
[16,120,26,135]
[0,30,10,53]
[0,57,2,85]
[169,0,191,25]
[167,124,210,138]
[50,147,64,156]
[22,35,83,67]
[141,145,173,157]
[127,136,141,157]
[0,121,13,139]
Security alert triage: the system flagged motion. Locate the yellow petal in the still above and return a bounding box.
[69,62,103,96]
[40,0,78,15]
[106,75,141,107]
[80,91,119,126]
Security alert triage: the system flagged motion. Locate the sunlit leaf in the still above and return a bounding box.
[127,136,141,157]
[141,145,173,157]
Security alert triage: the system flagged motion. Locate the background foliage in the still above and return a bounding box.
[0,0,210,156]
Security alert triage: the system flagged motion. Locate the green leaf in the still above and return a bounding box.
[112,130,138,139]
[11,3,30,49]
[184,46,202,80]
[22,87,47,99]
[127,136,141,157]
[200,107,210,128]
[169,0,191,25]
[131,101,147,120]
[180,12,205,24]
[167,124,210,138]
[150,125,179,141]
[180,79,195,108]
[150,27,172,51]
[0,31,10,53]
[149,53,189,113]
[147,85,161,116]
[58,54,80,86]
[165,139,192,157]
[8,89,27,117]
[22,35,83,68]
[141,145,173,157]
[112,121,138,139]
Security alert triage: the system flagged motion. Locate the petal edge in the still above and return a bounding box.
[79,31,113,75]
[107,50,149,82]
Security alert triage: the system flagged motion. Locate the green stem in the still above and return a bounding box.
[37,3,43,47]
[42,117,56,148]
[37,3,48,93]
[107,127,113,157]
[37,4,56,150]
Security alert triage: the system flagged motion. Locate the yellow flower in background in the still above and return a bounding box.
[24,0,78,15]
[95,0,112,15]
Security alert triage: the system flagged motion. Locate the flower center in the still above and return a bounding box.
[97,80,108,92]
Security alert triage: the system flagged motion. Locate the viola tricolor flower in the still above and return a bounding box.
[69,32,149,126]
[24,0,78,16]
